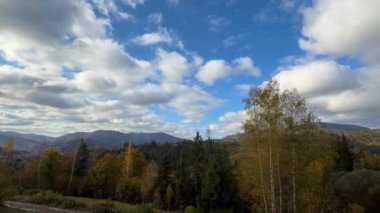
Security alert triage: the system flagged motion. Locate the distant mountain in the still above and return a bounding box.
[0,130,186,152]
[221,122,370,143]
[50,130,187,152]
[317,122,369,133]
[0,131,54,150]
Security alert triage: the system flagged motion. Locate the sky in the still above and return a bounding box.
[0,0,380,138]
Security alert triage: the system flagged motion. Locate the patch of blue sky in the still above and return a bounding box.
[61,66,82,80]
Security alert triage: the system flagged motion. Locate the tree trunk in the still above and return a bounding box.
[67,150,77,194]
[292,146,297,213]
[277,151,282,213]
[257,142,268,213]
[270,144,276,213]
[37,155,43,188]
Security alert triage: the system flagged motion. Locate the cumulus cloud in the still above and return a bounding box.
[0,0,219,138]
[299,0,380,62]
[209,110,247,137]
[197,60,231,85]
[156,49,191,83]
[275,60,359,97]
[196,57,260,85]
[207,15,230,32]
[273,0,380,127]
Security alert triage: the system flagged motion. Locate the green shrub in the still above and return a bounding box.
[116,203,153,213]
[28,190,85,210]
[92,202,117,213]
[184,205,199,213]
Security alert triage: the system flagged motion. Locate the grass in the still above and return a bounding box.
[0,207,29,213]
[13,190,171,213]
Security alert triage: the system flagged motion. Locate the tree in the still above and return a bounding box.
[175,151,191,210]
[189,132,206,205]
[74,139,90,177]
[87,154,120,198]
[334,134,354,172]
[67,139,90,194]
[116,145,148,202]
[197,146,238,212]
[3,138,15,153]
[141,161,158,202]
[237,80,336,212]
[39,148,61,189]
[154,155,172,210]
[0,160,9,204]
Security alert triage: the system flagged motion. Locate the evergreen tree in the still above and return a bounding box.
[74,139,90,177]
[155,155,172,209]
[197,146,237,212]
[189,132,205,204]
[334,134,354,172]
[175,151,191,209]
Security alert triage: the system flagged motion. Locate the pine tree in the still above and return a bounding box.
[175,151,190,209]
[197,146,237,212]
[189,132,205,204]
[74,139,90,177]
[155,155,172,209]
[334,134,354,172]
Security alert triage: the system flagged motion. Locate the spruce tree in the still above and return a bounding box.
[197,146,237,212]
[334,134,354,172]
[74,139,90,177]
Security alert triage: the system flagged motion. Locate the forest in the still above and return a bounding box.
[0,80,379,213]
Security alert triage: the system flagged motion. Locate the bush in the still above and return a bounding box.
[184,205,199,213]
[28,190,86,210]
[92,202,116,213]
[116,203,153,213]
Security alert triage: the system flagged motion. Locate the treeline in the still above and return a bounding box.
[1,80,380,212]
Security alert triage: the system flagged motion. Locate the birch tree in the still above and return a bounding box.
[237,80,334,212]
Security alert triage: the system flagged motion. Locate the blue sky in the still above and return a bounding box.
[0,0,379,138]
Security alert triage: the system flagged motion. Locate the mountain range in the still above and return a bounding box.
[0,122,378,152]
[0,130,186,151]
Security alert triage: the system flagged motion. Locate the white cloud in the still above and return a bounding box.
[132,28,184,48]
[274,60,358,97]
[148,12,163,25]
[196,57,260,85]
[233,57,261,76]
[209,110,247,137]
[156,49,191,83]
[235,84,252,94]
[166,0,179,6]
[273,0,380,127]
[163,84,223,123]
[0,0,216,138]
[197,60,232,85]
[132,28,173,46]
[207,15,230,32]
[223,36,239,48]
[122,0,145,8]
[91,0,132,20]
[300,0,380,62]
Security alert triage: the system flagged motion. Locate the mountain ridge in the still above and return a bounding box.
[0,130,187,151]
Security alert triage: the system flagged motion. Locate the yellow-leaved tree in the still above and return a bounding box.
[236,80,335,212]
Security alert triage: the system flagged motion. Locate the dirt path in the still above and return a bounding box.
[4,201,87,213]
